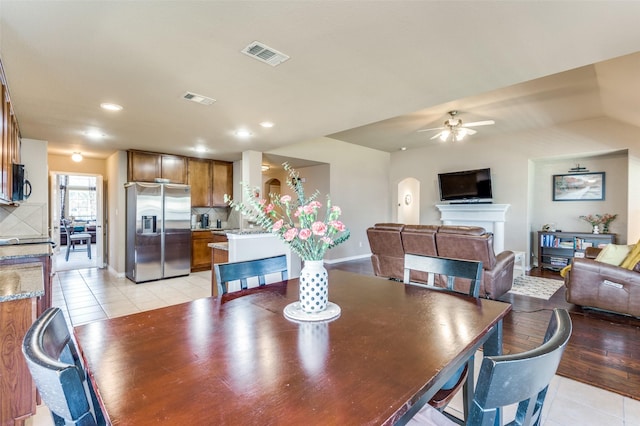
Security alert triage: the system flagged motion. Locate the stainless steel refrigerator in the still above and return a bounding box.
[125,182,191,283]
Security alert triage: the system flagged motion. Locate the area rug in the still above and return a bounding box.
[508,275,564,300]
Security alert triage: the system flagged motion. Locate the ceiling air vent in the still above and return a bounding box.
[241,41,290,67]
[182,92,216,106]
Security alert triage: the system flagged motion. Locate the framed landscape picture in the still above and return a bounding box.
[553,172,605,201]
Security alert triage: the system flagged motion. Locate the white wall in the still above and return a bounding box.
[268,137,390,262]
[106,151,127,276]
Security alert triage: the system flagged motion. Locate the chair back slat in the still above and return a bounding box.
[469,309,572,426]
[22,307,105,425]
[215,254,288,296]
[403,253,483,297]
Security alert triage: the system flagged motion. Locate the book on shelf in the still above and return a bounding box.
[574,251,585,258]
[549,256,569,267]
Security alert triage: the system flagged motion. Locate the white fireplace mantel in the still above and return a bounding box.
[435,204,510,253]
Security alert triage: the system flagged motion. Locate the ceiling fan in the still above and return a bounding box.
[417,110,495,142]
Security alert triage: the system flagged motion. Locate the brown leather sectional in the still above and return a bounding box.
[366,223,515,299]
[564,247,640,317]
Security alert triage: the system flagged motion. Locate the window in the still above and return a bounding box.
[63,176,97,221]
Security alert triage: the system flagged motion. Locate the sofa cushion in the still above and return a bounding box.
[595,244,632,266]
[436,226,497,270]
[437,226,486,236]
[621,240,640,270]
[401,225,439,256]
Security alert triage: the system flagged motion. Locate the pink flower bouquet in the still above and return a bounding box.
[225,163,350,260]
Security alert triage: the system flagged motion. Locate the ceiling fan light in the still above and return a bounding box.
[456,129,467,141]
[440,130,450,141]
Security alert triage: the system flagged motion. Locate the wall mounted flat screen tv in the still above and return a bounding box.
[438,168,493,202]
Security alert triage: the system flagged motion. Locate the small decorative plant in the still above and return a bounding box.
[579,214,602,227]
[579,213,617,233]
[225,163,350,261]
[598,213,617,233]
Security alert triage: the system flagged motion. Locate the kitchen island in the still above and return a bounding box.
[209,229,301,297]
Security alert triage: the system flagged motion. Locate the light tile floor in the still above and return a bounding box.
[28,267,640,426]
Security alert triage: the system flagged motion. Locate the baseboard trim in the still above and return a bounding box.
[324,253,371,265]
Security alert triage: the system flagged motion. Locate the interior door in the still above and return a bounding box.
[49,173,61,256]
[50,172,104,270]
[95,175,104,268]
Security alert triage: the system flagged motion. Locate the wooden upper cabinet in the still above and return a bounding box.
[161,154,187,184]
[212,161,232,206]
[188,158,212,207]
[0,60,21,204]
[128,150,160,182]
[128,150,187,184]
[128,150,230,203]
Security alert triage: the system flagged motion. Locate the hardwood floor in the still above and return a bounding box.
[327,258,640,401]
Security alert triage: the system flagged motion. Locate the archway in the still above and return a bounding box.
[398,177,420,224]
[264,178,281,198]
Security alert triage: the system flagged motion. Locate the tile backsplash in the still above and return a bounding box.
[191,207,234,229]
[0,203,48,238]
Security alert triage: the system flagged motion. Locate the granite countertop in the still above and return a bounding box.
[224,229,269,235]
[0,239,53,260]
[208,242,228,251]
[0,262,45,302]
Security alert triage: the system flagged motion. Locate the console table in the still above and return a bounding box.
[537,231,615,270]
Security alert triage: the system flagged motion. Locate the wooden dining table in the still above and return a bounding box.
[74,270,511,425]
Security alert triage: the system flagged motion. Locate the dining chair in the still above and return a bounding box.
[403,253,483,297]
[22,307,106,426]
[409,308,572,426]
[403,253,484,418]
[62,219,92,261]
[214,254,288,297]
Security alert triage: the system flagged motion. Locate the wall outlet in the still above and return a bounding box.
[359,241,363,247]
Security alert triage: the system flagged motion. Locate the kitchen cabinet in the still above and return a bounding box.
[127,150,187,184]
[188,158,212,207]
[0,60,21,204]
[0,243,52,425]
[212,161,232,206]
[161,154,187,184]
[191,231,227,272]
[188,159,232,207]
[0,298,37,425]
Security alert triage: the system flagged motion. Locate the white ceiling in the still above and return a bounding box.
[2,1,640,162]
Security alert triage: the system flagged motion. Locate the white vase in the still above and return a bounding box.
[593,225,599,234]
[299,260,328,313]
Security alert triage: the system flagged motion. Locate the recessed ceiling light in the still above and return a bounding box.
[100,102,123,111]
[260,121,274,128]
[235,129,252,138]
[85,130,105,139]
[194,146,207,153]
[71,152,83,162]
[400,147,407,151]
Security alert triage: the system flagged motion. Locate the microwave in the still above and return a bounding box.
[12,164,32,202]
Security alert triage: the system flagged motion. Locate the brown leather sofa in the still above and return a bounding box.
[564,247,640,317]
[366,223,515,299]
[366,223,406,281]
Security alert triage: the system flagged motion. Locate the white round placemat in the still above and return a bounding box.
[283,301,341,322]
